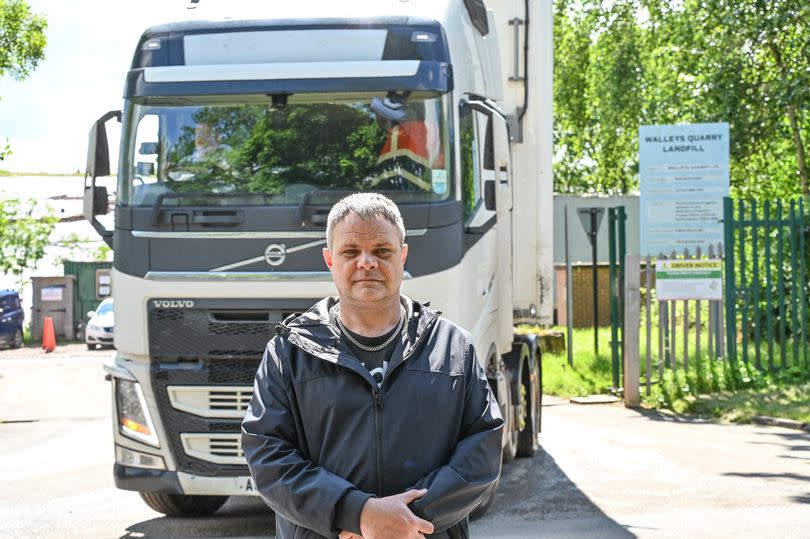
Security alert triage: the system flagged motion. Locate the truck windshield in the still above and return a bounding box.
[120,93,452,207]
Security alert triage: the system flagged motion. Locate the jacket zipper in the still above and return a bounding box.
[371,315,438,496]
[373,390,384,495]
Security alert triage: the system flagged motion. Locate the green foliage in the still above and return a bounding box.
[0,0,47,161]
[545,326,807,423]
[0,196,58,283]
[539,326,617,396]
[0,0,45,79]
[94,242,112,262]
[554,0,810,198]
[53,232,111,263]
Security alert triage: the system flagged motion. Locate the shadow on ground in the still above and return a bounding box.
[472,447,636,538]
[119,497,274,538]
[118,447,634,539]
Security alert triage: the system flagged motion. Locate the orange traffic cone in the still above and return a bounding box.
[42,316,56,353]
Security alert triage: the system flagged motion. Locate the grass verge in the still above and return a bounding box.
[538,326,810,425]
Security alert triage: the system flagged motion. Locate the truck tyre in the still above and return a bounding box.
[469,477,498,521]
[500,367,518,464]
[12,328,23,349]
[516,350,541,457]
[139,492,228,517]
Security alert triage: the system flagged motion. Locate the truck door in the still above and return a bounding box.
[490,112,514,352]
[459,101,498,338]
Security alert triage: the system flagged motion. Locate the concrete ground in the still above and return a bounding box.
[1,344,808,538]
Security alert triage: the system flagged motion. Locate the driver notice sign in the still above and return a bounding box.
[656,260,722,301]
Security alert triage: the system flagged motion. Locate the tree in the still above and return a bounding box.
[682,0,810,198]
[0,0,47,161]
[553,0,810,199]
[554,0,646,194]
[0,196,58,288]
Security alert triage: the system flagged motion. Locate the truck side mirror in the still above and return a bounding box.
[86,112,119,178]
[84,185,109,217]
[84,110,121,247]
[484,180,496,211]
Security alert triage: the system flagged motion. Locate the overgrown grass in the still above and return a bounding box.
[537,326,810,424]
[652,360,810,423]
[532,326,616,396]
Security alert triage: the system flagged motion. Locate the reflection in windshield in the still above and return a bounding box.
[123,95,451,207]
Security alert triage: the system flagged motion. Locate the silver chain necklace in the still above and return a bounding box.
[336,309,405,352]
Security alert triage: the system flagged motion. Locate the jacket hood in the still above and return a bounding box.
[276,295,441,363]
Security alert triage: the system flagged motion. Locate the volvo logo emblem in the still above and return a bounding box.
[265,244,287,266]
[152,300,195,309]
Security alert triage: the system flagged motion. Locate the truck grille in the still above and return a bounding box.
[167,386,253,418]
[181,433,245,465]
[148,298,316,360]
[148,299,316,476]
[152,358,260,476]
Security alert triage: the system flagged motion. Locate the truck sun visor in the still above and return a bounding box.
[132,22,450,70]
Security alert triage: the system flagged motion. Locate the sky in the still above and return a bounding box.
[0,0,186,173]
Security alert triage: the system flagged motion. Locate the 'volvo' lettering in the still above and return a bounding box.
[152,300,195,309]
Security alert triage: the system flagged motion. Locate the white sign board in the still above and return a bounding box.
[41,286,64,302]
[639,123,730,257]
[656,260,723,301]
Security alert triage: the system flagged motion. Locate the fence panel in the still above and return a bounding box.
[724,198,808,373]
[625,197,807,404]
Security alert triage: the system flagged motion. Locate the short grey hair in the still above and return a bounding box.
[326,193,406,250]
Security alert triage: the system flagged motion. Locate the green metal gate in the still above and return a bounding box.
[723,197,808,372]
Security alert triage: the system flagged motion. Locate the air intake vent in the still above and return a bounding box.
[181,433,245,465]
[168,386,253,418]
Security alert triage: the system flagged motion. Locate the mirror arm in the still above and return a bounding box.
[90,219,113,248]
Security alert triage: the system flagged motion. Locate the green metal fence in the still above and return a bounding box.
[723,197,808,372]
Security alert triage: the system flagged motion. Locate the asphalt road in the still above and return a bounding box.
[1,344,808,538]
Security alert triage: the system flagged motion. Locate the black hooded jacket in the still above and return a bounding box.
[242,296,503,539]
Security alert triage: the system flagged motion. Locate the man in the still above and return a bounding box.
[242,193,503,539]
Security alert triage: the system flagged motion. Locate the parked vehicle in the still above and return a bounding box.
[0,290,24,349]
[85,297,115,349]
[83,0,553,518]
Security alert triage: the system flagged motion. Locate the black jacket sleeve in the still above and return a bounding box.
[241,337,373,537]
[407,339,504,532]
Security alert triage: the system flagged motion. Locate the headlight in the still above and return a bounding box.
[88,324,101,332]
[115,379,160,447]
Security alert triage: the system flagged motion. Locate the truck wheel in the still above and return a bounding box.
[12,329,23,349]
[139,492,228,517]
[516,352,541,457]
[501,367,518,464]
[469,477,498,521]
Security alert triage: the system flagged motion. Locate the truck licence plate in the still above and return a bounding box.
[236,476,258,495]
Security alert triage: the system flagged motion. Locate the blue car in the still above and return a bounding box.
[0,290,24,349]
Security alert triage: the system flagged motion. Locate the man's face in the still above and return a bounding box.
[323,213,408,308]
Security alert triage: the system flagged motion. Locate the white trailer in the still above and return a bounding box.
[84,0,553,518]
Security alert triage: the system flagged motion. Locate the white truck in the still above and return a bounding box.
[84,0,553,518]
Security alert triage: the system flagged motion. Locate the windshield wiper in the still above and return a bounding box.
[296,190,356,226]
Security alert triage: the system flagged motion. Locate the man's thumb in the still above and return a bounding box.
[415,517,434,535]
